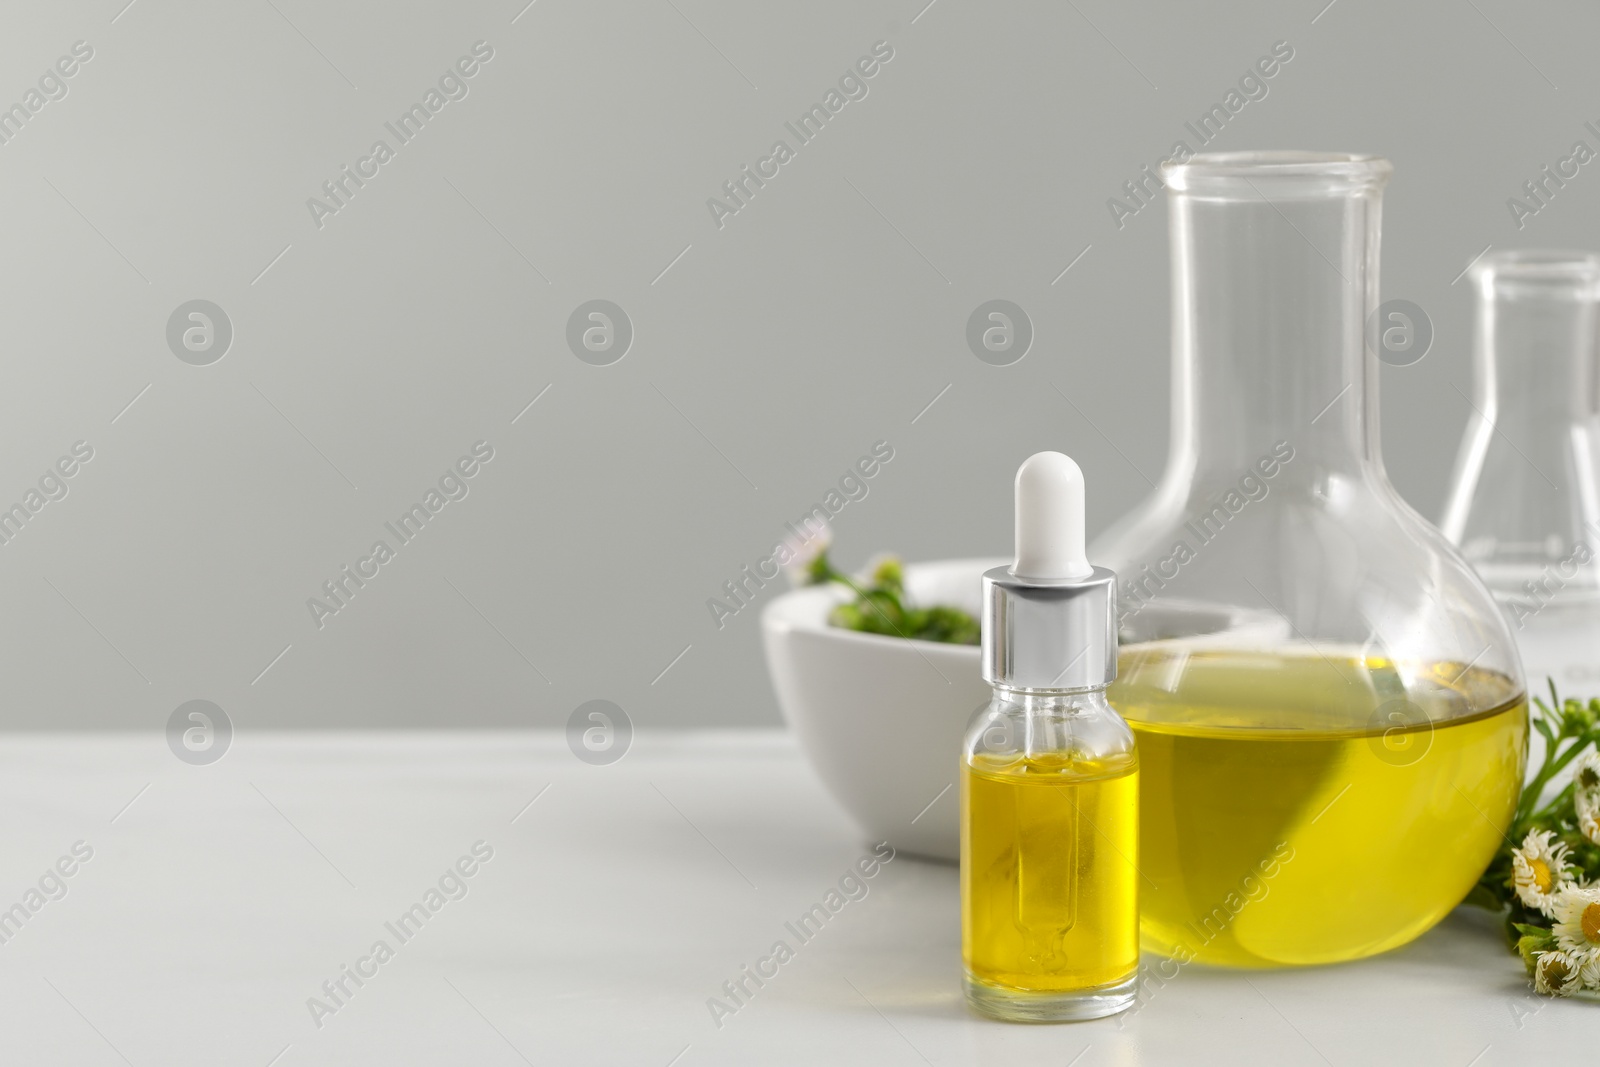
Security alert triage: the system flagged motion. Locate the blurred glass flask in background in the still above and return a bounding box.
[1441,250,1600,696]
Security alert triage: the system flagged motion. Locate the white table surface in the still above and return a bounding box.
[1,729,1591,1066]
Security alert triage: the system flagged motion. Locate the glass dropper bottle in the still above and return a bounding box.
[961,452,1138,1022]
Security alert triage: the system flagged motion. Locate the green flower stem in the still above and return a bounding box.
[1530,780,1578,826]
[1517,729,1594,826]
[1512,689,1596,827]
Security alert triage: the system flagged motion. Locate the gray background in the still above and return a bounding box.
[1,0,1595,729]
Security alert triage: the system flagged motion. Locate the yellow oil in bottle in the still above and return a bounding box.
[1110,648,1527,967]
[961,752,1140,995]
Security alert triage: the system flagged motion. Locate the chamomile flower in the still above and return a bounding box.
[1552,883,1600,965]
[1582,952,1600,992]
[1575,750,1600,794]
[1579,792,1600,847]
[1512,829,1575,917]
[779,521,833,587]
[1574,751,1600,845]
[1533,949,1584,997]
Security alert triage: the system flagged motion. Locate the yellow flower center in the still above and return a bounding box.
[1531,858,1553,893]
[1543,955,1572,985]
[1583,902,1600,944]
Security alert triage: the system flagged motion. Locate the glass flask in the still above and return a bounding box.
[1439,251,1600,695]
[1090,152,1528,968]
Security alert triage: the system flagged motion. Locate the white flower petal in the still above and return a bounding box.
[1577,786,1600,847]
[1572,751,1600,797]
[1512,829,1575,918]
[1534,949,1584,996]
[1582,953,1600,991]
[780,521,833,587]
[1552,884,1600,965]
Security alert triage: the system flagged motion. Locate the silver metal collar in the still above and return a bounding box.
[981,565,1118,690]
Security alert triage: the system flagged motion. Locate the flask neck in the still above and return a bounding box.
[1438,250,1600,556]
[1470,253,1600,424]
[1164,154,1390,492]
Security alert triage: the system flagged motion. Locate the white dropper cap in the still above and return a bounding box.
[982,451,1117,689]
[1011,451,1094,581]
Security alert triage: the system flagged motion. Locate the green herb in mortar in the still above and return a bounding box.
[786,527,979,645]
